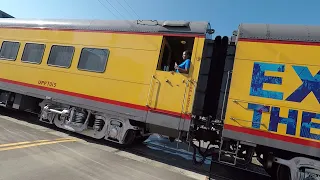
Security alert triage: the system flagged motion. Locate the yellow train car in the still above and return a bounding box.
[0,18,319,179]
[220,24,320,179]
[0,19,212,143]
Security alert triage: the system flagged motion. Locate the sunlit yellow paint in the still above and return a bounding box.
[148,37,204,114]
[225,40,320,143]
[0,27,205,115]
[185,38,205,114]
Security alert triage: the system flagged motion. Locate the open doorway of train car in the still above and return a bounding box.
[157,36,195,73]
[146,36,195,136]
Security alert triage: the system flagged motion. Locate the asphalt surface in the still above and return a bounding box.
[0,115,204,180]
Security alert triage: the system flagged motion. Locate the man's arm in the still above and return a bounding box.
[177,67,189,73]
[177,60,190,74]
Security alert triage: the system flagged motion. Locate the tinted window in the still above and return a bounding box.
[47,45,74,68]
[0,41,20,60]
[22,43,45,64]
[78,48,109,72]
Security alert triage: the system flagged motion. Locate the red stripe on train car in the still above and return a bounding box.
[149,108,191,120]
[224,124,320,149]
[0,26,205,38]
[239,38,320,46]
[0,78,191,120]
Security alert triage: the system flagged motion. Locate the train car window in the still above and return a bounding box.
[0,41,20,61]
[77,48,109,73]
[47,45,74,68]
[157,36,194,74]
[22,43,45,64]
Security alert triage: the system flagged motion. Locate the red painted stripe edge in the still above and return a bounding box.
[0,78,191,120]
[149,108,191,120]
[224,124,320,149]
[239,38,320,46]
[0,26,205,38]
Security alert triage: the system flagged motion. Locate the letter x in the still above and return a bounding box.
[286,66,320,103]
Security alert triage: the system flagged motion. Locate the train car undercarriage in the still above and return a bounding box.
[0,89,149,146]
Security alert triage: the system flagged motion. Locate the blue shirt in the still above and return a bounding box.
[176,59,191,73]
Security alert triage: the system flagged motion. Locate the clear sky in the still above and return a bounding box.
[1,0,319,36]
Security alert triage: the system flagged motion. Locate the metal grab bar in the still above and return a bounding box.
[146,75,156,107]
[221,70,232,121]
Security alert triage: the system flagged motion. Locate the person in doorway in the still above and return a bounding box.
[174,50,191,74]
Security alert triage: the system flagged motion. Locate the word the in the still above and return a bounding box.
[38,80,56,87]
[249,62,320,103]
[248,103,320,141]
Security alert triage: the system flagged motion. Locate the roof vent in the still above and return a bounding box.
[162,21,190,27]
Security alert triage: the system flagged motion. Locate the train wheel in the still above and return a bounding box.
[266,164,291,180]
[118,129,136,148]
[277,164,291,180]
[266,164,278,179]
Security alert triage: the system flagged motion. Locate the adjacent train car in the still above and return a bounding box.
[226,24,320,179]
[0,18,319,180]
[192,24,320,180]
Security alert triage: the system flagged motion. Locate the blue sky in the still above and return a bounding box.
[2,0,319,36]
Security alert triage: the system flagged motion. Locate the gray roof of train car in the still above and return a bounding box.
[238,23,320,42]
[0,19,209,35]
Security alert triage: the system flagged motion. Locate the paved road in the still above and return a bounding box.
[0,115,205,180]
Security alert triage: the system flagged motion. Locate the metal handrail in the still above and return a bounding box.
[146,75,156,107]
[221,70,232,121]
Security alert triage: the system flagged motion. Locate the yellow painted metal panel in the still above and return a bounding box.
[183,37,205,115]
[235,41,320,66]
[0,29,162,107]
[147,37,205,114]
[225,40,320,143]
[0,28,160,51]
[0,27,204,115]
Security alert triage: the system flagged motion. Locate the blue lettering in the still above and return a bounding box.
[300,112,320,140]
[269,107,298,135]
[285,66,320,104]
[247,62,320,140]
[250,62,284,100]
[248,103,270,129]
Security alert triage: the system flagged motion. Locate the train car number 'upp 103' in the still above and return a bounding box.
[38,80,57,88]
[247,62,320,141]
